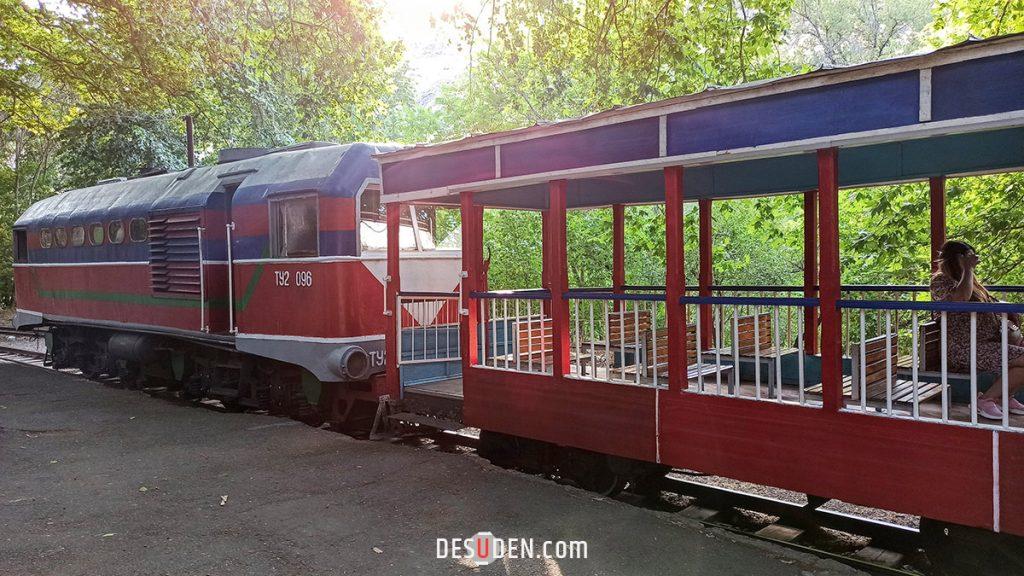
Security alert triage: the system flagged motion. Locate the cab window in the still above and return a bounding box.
[129,218,148,242]
[71,226,85,247]
[55,227,68,248]
[13,229,28,262]
[359,189,438,252]
[108,220,125,244]
[269,195,318,258]
[90,223,104,246]
[39,228,52,248]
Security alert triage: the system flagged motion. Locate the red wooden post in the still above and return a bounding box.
[804,190,819,355]
[613,204,625,293]
[665,167,688,393]
[698,198,713,349]
[929,176,946,273]
[547,180,571,377]
[817,149,842,412]
[385,201,403,398]
[541,210,550,290]
[460,192,483,369]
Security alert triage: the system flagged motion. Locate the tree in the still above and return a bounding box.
[434,0,795,137]
[785,0,932,67]
[56,108,187,189]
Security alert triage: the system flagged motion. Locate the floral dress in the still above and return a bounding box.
[930,273,1024,373]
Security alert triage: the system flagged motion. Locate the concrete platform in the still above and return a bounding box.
[0,360,862,575]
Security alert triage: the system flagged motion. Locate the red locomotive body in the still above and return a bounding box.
[13,142,460,424]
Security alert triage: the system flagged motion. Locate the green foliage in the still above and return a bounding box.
[431,0,795,137]
[4,0,1024,310]
[931,0,1024,42]
[57,108,186,189]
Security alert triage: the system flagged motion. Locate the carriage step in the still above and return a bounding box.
[387,412,465,431]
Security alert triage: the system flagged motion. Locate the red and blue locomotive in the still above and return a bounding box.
[12,141,460,425]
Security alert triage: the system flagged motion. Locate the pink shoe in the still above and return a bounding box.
[1009,397,1024,416]
[978,397,1004,421]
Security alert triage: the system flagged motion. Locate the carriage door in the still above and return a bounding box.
[220,181,242,334]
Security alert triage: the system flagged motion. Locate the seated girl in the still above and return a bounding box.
[931,240,1024,421]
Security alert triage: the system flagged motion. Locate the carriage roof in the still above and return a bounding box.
[376,33,1024,209]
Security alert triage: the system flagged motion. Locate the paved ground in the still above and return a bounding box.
[0,360,863,576]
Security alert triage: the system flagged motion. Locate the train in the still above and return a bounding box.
[11,32,1024,574]
[11,141,460,428]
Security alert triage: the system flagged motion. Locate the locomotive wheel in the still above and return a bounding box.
[920,517,1024,575]
[81,354,108,379]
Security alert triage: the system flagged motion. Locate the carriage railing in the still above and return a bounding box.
[396,292,462,365]
[565,292,668,387]
[680,296,819,406]
[837,299,1024,432]
[472,289,553,374]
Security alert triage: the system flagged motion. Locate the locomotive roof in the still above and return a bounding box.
[15,141,399,228]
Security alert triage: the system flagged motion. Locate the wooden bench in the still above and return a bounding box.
[703,312,797,394]
[850,333,945,406]
[621,323,734,389]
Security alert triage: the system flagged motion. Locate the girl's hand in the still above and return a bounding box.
[959,252,980,270]
[1010,326,1023,347]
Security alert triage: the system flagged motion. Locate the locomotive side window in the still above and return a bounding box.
[129,218,148,242]
[55,227,67,248]
[13,230,28,262]
[269,195,318,258]
[71,226,85,247]
[90,223,104,246]
[39,228,53,249]
[359,189,438,252]
[108,220,125,244]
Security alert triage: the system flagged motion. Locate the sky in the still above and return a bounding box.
[378,0,484,103]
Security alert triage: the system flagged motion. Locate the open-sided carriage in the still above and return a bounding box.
[380,33,1024,564]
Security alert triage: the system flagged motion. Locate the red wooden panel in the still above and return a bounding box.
[658,393,994,530]
[999,431,1024,535]
[463,369,657,463]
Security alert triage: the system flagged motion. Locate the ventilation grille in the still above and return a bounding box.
[149,212,201,295]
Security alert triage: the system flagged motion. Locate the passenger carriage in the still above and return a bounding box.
[378,33,1024,557]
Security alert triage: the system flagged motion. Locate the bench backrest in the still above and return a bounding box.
[918,320,942,372]
[515,316,553,361]
[850,332,899,398]
[644,324,697,367]
[735,312,773,355]
[607,309,652,346]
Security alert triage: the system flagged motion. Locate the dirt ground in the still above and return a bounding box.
[0,359,865,576]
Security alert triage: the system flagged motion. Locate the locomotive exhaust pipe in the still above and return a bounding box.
[328,346,371,381]
[183,115,195,168]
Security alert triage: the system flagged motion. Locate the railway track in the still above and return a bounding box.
[0,340,935,575]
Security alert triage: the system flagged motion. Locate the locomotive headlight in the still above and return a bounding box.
[329,345,370,381]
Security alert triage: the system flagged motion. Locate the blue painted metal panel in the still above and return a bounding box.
[666,72,920,156]
[932,52,1024,121]
[501,117,660,178]
[382,146,495,195]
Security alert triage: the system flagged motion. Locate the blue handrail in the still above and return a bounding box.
[398,291,460,298]
[837,299,1024,313]
[470,289,551,300]
[680,295,821,307]
[565,291,666,302]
